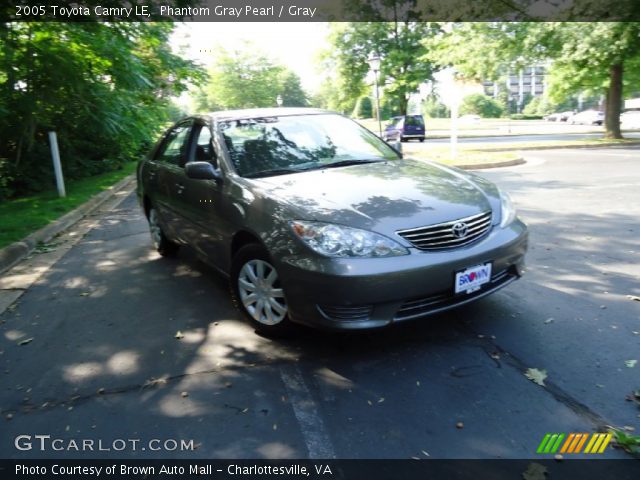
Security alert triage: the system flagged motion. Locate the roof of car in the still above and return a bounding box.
[202,107,332,121]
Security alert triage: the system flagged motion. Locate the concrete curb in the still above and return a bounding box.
[475,141,640,153]
[456,157,526,170]
[0,174,136,275]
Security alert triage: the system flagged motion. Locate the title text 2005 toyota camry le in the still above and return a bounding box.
[137,108,528,334]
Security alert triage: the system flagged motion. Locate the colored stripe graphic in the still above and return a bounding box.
[539,432,612,454]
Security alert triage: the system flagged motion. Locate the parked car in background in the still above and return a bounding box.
[383,114,426,142]
[544,111,575,122]
[137,108,528,335]
[620,110,640,129]
[569,109,604,125]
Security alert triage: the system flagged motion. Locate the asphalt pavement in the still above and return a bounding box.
[1,146,638,460]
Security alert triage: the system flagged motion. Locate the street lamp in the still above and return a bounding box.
[368,55,382,137]
[276,94,283,107]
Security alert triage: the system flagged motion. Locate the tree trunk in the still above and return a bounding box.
[604,63,623,139]
[399,96,408,116]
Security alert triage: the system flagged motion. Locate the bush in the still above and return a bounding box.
[510,114,544,120]
[460,94,503,118]
[422,97,450,118]
[352,96,373,119]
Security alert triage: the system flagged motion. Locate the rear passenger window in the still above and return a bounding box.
[155,123,191,165]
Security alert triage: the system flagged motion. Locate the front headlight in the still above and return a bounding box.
[499,191,517,227]
[291,221,409,258]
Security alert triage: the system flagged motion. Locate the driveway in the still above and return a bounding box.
[1,147,638,460]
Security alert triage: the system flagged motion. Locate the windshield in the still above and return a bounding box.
[219,113,400,178]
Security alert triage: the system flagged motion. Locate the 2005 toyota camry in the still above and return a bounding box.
[137,108,528,334]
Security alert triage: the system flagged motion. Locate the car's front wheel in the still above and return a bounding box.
[147,207,179,257]
[230,244,293,335]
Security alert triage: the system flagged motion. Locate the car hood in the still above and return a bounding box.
[250,159,499,236]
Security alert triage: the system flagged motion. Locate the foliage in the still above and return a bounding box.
[0,22,203,199]
[422,96,450,118]
[460,93,503,118]
[424,22,640,138]
[353,96,373,118]
[196,44,308,111]
[323,21,441,116]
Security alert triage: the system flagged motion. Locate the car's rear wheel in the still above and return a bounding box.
[230,244,293,335]
[148,207,179,257]
[419,137,425,142]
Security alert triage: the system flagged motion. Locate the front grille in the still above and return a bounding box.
[397,211,493,251]
[394,267,516,321]
[317,304,373,321]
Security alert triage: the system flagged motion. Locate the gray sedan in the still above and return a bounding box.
[136,108,528,334]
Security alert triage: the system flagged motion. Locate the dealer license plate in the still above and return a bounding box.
[455,263,492,294]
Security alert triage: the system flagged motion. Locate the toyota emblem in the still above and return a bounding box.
[451,222,468,238]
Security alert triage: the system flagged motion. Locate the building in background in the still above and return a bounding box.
[483,65,547,113]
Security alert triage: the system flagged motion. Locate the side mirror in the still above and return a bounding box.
[185,161,222,181]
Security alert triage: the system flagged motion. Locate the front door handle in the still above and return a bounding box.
[176,183,185,194]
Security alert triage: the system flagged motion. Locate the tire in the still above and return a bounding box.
[147,207,179,257]
[419,137,425,143]
[230,243,294,336]
[400,136,407,143]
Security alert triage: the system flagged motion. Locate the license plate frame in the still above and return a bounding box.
[455,262,492,294]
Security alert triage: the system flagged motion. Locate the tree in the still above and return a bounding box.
[353,96,374,118]
[324,21,441,116]
[196,45,308,111]
[0,22,203,198]
[424,22,640,138]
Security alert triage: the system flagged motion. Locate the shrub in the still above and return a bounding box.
[460,94,503,118]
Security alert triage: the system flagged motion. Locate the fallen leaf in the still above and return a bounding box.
[416,381,421,387]
[6,413,13,420]
[79,292,90,297]
[525,368,548,386]
[626,295,640,302]
[522,462,548,480]
[625,360,637,368]
[367,400,372,406]
[554,454,563,461]
[623,426,635,432]
[378,397,385,403]
[596,384,605,388]
[18,338,33,346]
[490,352,501,360]
[174,331,184,339]
[421,450,430,457]
[181,391,189,398]
[456,422,464,429]
[273,423,278,430]
[544,318,554,324]
[241,408,248,413]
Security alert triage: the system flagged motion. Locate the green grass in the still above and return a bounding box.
[403,145,521,166]
[0,162,136,249]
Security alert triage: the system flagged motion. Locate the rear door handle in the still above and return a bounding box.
[148,171,156,180]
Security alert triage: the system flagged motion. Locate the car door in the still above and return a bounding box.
[170,120,229,269]
[152,119,193,241]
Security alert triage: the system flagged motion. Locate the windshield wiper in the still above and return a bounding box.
[245,168,303,179]
[313,159,384,170]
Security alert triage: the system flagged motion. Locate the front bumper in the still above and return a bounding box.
[276,219,528,330]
